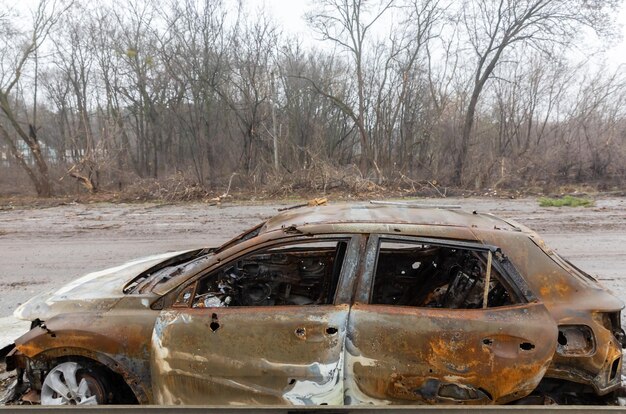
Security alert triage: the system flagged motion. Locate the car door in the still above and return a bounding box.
[150,236,362,405]
[345,235,558,405]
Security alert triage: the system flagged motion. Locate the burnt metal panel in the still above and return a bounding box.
[345,303,558,404]
[151,305,350,405]
[471,229,624,394]
[261,204,517,234]
[13,309,159,403]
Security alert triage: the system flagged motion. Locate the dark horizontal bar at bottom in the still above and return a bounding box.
[1,406,625,413]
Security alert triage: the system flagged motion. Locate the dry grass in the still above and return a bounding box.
[1,164,623,205]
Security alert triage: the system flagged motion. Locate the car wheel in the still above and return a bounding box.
[41,361,108,405]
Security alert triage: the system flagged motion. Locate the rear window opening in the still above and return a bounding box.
[371,241,518,309]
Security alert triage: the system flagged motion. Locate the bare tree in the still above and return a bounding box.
[306,0,395,174]
[0,0,71,196]
[371,0,446,175]
[453,0,621,185]
[158,0,229,185]
[558,69,626,180]
[111,0,168,179]
[279,43,357,169]
[1,0,625,197]
[44,5,101,192]
[215,8,279,175]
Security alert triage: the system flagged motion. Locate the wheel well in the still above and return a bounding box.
[48,355,138,404]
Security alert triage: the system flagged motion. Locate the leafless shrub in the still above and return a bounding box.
[120,173,210,202]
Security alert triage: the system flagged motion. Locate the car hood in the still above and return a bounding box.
[13,250,191,321]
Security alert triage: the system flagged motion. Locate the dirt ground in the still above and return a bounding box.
[0,196,625,404]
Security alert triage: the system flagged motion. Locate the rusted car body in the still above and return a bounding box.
[4,204,624,405]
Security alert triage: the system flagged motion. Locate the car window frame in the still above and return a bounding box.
[166,234,365,309]
[213,222,266,254]
[355,234,537,307]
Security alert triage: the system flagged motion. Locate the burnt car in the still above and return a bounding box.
[4,203,624,405]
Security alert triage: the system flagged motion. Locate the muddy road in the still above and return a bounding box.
[0,197,625,322]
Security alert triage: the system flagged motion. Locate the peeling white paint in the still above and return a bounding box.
[14,251,190,321]
[343,337,391,405]
[284,354,343,405]
[0,316,30,349]
[56,251,184,297]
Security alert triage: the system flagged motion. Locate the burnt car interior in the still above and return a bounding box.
[371,241,517,308]
[191,240,348,307]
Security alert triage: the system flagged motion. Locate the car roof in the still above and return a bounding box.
[261,203,519,235]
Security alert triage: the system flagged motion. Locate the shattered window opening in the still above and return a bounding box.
[371,240,517,308]
[192,240,348,308]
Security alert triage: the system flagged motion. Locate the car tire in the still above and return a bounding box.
[41,361,110,405]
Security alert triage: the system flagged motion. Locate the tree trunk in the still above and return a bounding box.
[27,124,52,197]
[0,93,53,197]
[455,90,480,186]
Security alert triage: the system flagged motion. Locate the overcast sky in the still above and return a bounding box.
[252,0,626,69]
[10,0,626,69]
